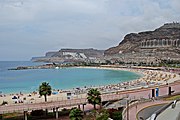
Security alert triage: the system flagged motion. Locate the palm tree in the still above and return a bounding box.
[69,107,83,120]
[87,88,101,110]
[39,82,52,102]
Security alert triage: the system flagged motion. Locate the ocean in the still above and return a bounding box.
[0,61,141,94]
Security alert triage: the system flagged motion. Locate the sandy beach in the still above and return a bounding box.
[0,66,180,105]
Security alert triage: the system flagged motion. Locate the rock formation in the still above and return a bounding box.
[32,22,180,64]
[32,48,105,63]
[105,22,180,55]
[105,22,180,64]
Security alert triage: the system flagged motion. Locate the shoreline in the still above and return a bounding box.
[0,66,143,95]
[75,66,179,91]
[1,66,142,94]
[0,66,180,105]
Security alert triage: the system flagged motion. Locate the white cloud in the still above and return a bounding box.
[0,0,179,60]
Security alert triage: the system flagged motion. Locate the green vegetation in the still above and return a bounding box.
[0,113,22,120]
[39,82,52,102]
[96,109,109,120]
[69,107,83,120]
[87,88,101,110]
[59,108,71,116]
[111,111,122,120]
[1,108,123,120]
[1,109,71,120]
[165,95,180,101]
[85,108,122,120]
[39,82,52,115]
[108,108,122,120]
[31,110,45,116]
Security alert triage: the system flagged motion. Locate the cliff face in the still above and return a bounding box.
[32,48,105,62]
[32,23,180,63]
[51,48,104,58]
[105,23,180,55]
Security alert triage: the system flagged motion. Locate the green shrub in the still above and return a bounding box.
[59,108,71,116]
[31,109,45,116]
[108,108,122,120]
[111,111,122,120]
[96,109,109,120]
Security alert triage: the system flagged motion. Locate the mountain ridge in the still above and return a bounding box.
[32,48,105,63]
[105,22,180,55]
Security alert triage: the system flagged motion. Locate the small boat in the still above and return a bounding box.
[55,67,59,69]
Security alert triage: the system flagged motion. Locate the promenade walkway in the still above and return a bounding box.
[125,100,169,120]
[156,100,180,120]
[122,82,180,120]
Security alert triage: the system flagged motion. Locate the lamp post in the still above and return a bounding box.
[125,97,130,120]
[127,99,129,120]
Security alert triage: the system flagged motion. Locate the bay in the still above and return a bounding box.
[0,61,141,94]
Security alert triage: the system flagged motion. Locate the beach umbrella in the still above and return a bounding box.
[52,91,58,95]
[12,96,18,99]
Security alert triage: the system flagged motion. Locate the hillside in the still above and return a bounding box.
[105,22,180,55]
[104,22,180,64]
[32,22,180,64]
[32,48,105,63]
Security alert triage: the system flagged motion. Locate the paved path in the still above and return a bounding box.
[0,81,180,114]
[156,101,180,120]
[123,81,180,120]
[125,100,169,120]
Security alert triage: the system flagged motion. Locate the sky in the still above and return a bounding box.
[0,0,179,60]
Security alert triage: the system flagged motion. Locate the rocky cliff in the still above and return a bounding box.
[32,48,105,63]
[49,48,104,58]
[105,22,180,55]
[32,22,180,64]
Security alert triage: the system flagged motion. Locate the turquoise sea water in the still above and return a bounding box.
[0,61,141,94]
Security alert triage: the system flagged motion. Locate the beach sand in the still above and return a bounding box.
[0,66,180,105]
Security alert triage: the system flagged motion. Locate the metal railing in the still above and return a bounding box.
[1,81,180,115]
[149,99,180,120]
